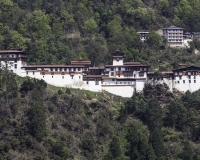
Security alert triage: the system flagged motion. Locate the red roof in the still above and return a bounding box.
[71,60,91,65]
[123,62,141,65]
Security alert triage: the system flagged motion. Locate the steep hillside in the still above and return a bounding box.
[0,0,200,70]
[0,73,199,159]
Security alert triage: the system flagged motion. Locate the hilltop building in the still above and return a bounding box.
[162,26,184,47]
[138,32,149,42]
[1,49,200,97]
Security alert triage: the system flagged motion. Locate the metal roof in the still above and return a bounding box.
[163,26,184,30]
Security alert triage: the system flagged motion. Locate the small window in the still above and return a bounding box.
[43,76,44,78]
[112,79,115,81]
[183,80,185,83]
[51,72,54,75]
[179,76,182,80]
[177,81,179,84]
[71,75,74,79]
[118,67,121,71]
[14,64,17,69]
[61,72,65,75]
[78,68,81,71]
[33,71,35,75]
[86,81,89,84]
[62,76,64,79]
[52,76,53,78]
[42,68,44,71]
[79,76,81,79]
[194,76,196,79]
[12,55,14,57]
[50,68,53,71]
[189,80,191,83]
[26,71,28,75]
[42,72,45,75]
[194,80,196,83]
[55,68,58,71]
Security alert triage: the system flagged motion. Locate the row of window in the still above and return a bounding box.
[176,80,196,83]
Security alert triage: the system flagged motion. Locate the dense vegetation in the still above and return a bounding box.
[1,0,200,70]
[0,70,199,159]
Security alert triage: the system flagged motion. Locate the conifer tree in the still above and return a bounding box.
[150,128,165,159]
[147,143,156,160]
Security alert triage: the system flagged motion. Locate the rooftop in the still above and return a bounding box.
[163,26,184,30]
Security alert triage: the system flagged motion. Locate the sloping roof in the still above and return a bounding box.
[172,66,200,71]
[21,65,84,68]
[123,62,141,65]
[0,50,25,53]
[71,60,91,65]
[163,26,184,30]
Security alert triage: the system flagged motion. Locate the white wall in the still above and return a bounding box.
[102,85,134,97]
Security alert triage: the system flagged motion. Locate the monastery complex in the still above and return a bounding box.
[0,48,200,97]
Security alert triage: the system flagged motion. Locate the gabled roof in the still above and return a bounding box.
[71,60,91,66]
[163,26,184,30]
[0,50,26,53]
[172,66,200,72]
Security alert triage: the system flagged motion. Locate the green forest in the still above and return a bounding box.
[1,0,200,70]
[1,0,200,159]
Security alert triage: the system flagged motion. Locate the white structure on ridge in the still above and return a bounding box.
[0,49,200,97]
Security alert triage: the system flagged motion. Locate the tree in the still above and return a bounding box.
[146,31,162,49]
[109,136,121,158]
[182,141,193,160]
[145,98,163,131]
[83,18,98,34]
[150,128,165,159]
[147,143,156,160]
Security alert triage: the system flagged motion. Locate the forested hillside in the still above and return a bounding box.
[0,73,200,159]
[1,0,200,70]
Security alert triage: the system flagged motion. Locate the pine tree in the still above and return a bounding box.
[109,136,121,159]
[147,143,156,160]
[182,141,193,160]
[139,135,149,159]
[150,128,165,159]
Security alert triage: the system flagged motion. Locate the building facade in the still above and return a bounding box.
[1,49,200,97]
[162,26,184,47]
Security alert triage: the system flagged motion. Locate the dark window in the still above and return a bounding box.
[55,68,58,71]
[86,80,89,84]
[42,72,45,75]
[179,76,182,80]
[177,81,179,83]
[194,80,196,83]
[62,76,64,79]
[118,67,121,71]
[43,76,44,78]
[188,75,191,79]
[50,68,53,71]
[194,76,196,79]
[111,68,114,71]
[33,71,35,75]
[71,75,74,79]
[14,64,17,69]
[52,76,53,78]
[61,72,65,75]
[111,72,114,76]
[189,80,191,83]
[79,76,81,79]
[69,68,71,71]
[64,68,66,71]
[26,71,28,75]
[78,68,80,71]
[95,79,99,85]
[14,58,17,63]
[51,72,54,75]
[112,79,115,81]
[183,80,185,83]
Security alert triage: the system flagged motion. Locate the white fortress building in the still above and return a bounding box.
[0,48,200,97]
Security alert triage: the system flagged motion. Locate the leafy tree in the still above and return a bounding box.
[147,143,156,160]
